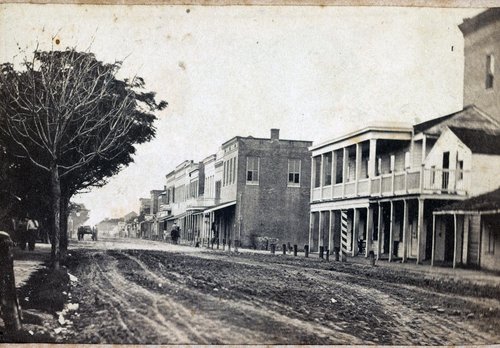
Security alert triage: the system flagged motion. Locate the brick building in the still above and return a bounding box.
[201,129,312,249]
[461,8,500,123]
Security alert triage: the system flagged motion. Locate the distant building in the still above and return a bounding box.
[96,218,122,237]
[139,198,151,216]
[157,160,210,242]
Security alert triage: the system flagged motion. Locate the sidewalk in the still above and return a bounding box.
[13,243,51,288]
[343,254,500,287]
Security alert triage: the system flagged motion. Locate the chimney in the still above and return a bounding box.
[270,128,280,141]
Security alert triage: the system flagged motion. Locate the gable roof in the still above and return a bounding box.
[437,187,500,213]
[449,127,500,155]
[414,105,500,136]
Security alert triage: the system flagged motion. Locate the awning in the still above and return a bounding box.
[157,214,173,222]
[203,200,236,214]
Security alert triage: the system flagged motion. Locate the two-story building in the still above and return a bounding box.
[309,9,500,270]
[429,9,500,272]
[200,129,313,249]
[309,106,500,264]
[155,160,213,244]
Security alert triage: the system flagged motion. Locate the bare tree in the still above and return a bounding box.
[0,49,166,268]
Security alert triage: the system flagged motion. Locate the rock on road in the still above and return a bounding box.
[61,238,500,345]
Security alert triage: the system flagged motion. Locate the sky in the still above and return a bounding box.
[0,4,483,225]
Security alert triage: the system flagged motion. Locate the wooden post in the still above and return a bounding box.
[308,212,313,252]
[319,154,325,200]
[319,246,324,259]
[431,213,436,266]
[270,243,275,254]
[0,232,22,332]
[416,199,425,264]
[293,244,298,256]
[369,250,375,266]
[282,244,286,255]
[355,143,361,196]
[377,203,383,260]
[325,249,330,261]
[342,147,348,198]
[389,201,394,262]
[328,210,334,255]
[304,244,309,258]
[402,199,408,263]
[365,206,373,257]
[453,213,458,269]
[318,211,323,253]
[352,208,359,257]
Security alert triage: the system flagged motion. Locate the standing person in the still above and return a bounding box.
[26,216,38,251]
[170,222,178,244]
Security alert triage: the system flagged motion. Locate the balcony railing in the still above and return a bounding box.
[311,167,469,202]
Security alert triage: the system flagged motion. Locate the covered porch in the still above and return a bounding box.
[431,188,500,271]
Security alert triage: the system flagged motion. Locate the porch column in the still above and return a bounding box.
[368,139,377,178]
[431,213,436,266]
[310,155,315,199]
[402,199,409,263]
[328,210,334,254]
[355,143,362,196]
[389,201,395,262]
[342,147,348,198]
[463,215,470,265]
[352,208,359,256]
[365,206,374,257]
[416,199,425,264]
[308,212,313,250]
[320,154,324,200]
[377,203,383,260]
[318,211,323,251]
[331,151,336,198]
[421,135,427,163]
[453,214,458,268]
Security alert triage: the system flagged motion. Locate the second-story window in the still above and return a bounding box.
[486,54,495,89]
[288,159,301,186]
[246,156,259,184]
[457,160,464,180]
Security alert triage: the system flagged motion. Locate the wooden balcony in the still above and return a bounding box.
[312,167,469,202]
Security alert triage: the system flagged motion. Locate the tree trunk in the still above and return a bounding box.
[59,195,70,261]
[50,164,61,270]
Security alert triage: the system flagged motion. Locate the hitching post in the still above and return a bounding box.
[319,246,324,259]
[304,244,309,258]
[369,250,375,266]
[293,244,298,257]
[270,243,276,254]
[282,244,286,255]
[0,231,22,332]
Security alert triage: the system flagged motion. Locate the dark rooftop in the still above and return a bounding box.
[459,8,500,36]
[449,127,500,155]
[438,187,500,213]
[413,105,499,136]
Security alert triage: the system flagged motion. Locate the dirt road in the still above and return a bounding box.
[51,238,500,345]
